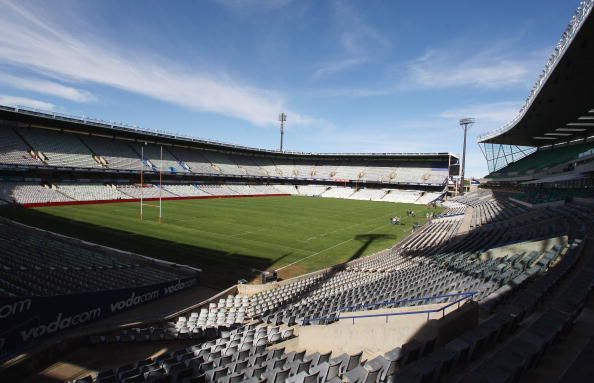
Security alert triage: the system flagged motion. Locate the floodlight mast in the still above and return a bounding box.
[459,118,475,195]
[279,113,286,152]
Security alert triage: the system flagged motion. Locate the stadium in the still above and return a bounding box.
[1,1,594,383]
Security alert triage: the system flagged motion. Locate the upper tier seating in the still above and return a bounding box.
[490,140,594,178]
[0,126,451,186]
[252,157,282,177]
[172,148,221,175]
[19,128,102,169]
[331,161,365,180]
[83,136,144,170]
[233,155,269,177]
[273,159,298,178]
[361,161,397,182]
[202,151,245,175]
[293,161,317,178]
[141,145,189,173]
[515,187,591,204]
[0,127,40,165]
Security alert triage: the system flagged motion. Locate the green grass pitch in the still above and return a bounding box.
[1,196,442,288]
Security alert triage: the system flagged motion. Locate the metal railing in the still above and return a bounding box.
[303,291,477,325]
[478,0,594,142]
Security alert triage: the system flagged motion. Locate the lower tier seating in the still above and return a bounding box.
[0,218,195,297]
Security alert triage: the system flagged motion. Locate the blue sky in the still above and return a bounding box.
[0,0,581,177]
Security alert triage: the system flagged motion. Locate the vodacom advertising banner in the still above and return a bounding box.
[0,277,198,362]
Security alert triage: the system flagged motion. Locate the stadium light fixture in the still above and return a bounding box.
[545,132,572,136]
[279,113,287,152]
[533,136,558,140]
[578,116,594,120]
[458,118,474,195]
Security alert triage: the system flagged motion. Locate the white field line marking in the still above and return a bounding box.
[230,227,267,237]
[297,214,393,242]
[131,203,402,263]
[153,211,339,254]
[129,210,311,254]
[277,221,392,271]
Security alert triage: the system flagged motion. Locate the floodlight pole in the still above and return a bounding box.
[279,113,286,152]
[459,118,475,195]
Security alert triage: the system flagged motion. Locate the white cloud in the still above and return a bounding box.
[311,1,390,80]
[214,0,292,11]
[332,1,390,56]
[311,58,368,80]
[0,73,95,102]
[0,1,305,127]
[408,48,537,89]
[0,94,55,110]
[308,87,394,98]
[439,101,522,123]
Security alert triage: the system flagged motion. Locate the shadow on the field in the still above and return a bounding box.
[272,251,294,265]
[352,234,395,263]
[0,207,273,289]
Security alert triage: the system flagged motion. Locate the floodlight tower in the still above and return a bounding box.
[279,112,286,152]
[459,118,475,195]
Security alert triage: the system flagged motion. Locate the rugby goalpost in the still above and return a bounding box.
[139,143,164,223]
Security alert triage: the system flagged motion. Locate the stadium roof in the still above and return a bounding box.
[478,1,594,147]
[0,104,457,162]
